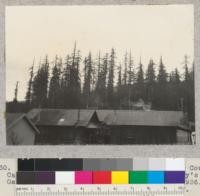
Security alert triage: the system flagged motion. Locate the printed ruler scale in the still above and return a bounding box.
[14,185,185,196]
[1,158,200,196]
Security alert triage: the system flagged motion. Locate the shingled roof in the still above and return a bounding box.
[27,109,185,127]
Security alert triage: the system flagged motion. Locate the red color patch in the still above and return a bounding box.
[93,171,111,184]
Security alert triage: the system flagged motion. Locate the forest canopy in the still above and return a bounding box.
[7,43,194,121]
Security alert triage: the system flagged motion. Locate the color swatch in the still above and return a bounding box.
[17,172,35,184]
[75,171,93,184]
[164,171,185,184]
[17,158,185,185]
[93,171,111,184]
[111,171,129,184]
[129,171,148,184]
[17,170,185,185]
[35,171,55,184]
[55,171,75,184]
[148,171,164,184]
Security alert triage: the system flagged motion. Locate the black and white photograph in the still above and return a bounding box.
[6,5,195,145]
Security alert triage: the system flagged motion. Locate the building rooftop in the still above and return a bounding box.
[6,113,24,129]
[6,113,40,133]
[27,109,185,128]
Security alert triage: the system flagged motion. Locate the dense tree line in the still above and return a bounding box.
[7,44,195,121]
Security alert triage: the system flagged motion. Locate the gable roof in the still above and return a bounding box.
[6,113,40,134]
[27,109,184,127]
[76,110,100,127]
[6,113,24,129]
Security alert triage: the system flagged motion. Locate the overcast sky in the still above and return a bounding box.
[6,5,194,101]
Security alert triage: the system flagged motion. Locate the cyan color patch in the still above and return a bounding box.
[148,171,164,184]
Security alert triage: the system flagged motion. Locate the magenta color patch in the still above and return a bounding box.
[75,171,93,184]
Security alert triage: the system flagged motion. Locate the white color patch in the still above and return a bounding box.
[55,171,75,184]
[165,158,185,171]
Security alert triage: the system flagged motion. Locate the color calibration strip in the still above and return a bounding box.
[17,171,185,184]
[17,158,185,185]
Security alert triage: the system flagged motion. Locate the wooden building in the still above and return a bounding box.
[6,113,40,145]
[27,109,192,145]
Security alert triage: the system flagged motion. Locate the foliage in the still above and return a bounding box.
[8,47,195,121]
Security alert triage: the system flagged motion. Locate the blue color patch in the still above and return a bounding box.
[164,171,185,184]
[148,171,164,184]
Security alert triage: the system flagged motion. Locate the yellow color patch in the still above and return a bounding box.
[111,171,129,184]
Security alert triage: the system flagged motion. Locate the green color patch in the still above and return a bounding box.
[129,171,148,184]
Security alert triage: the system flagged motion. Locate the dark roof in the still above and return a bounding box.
[27,109,185,127]
[96,110,184,127]
[6,113,40,134]
[27,109,96,127]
